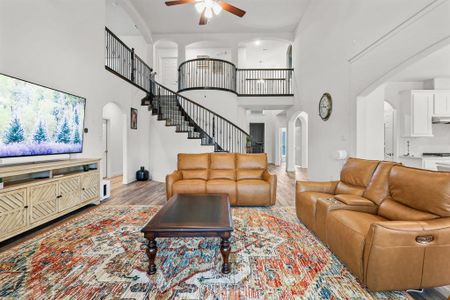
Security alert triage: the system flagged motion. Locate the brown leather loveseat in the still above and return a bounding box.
[296,157,450,291]
[166,153,277,206]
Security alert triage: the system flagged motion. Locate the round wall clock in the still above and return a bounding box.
[319,93,332,121]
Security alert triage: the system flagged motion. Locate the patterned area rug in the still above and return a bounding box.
[0,205,408,299]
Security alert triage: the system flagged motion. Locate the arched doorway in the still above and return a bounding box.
[287,111,308,172]
[102,102,127,184]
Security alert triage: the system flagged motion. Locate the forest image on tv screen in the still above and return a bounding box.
[0,74,85,158]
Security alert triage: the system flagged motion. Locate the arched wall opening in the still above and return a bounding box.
[287,111,308,172]
[153,40,179,91]
[102,102,127,184]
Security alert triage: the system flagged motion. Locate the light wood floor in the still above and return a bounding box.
[0,164,448,299]
[104,163,306,207]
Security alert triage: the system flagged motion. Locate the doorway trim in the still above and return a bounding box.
[287,111,308,172]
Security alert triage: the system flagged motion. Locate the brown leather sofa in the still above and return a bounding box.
[296,157,450,291]
[166,153,277,206]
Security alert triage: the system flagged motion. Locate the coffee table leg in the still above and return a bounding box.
[220,232,231,274]
[146,237,157,275]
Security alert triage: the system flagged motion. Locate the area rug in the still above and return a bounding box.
[0,205,408,300]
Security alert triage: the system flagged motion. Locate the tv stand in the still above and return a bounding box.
[0,159,100,242]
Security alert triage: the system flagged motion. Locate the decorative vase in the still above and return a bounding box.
[136,166,150,181]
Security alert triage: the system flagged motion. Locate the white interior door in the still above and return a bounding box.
[102,119,108,178]
[384,108,395,161]
[160,57,178,91]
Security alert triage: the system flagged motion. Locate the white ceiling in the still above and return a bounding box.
[129,0,310,34]
[390,44,450,82]
[106,0,141,36]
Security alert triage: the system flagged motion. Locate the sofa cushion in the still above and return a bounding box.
[335,182,365,196]
[209,153,236,180]
[339,158,380,188]
[363,161,398,205]
[237,179,270,206]
[296,192,334,231]
[334,194,377,207]
[206,179,237,205]
[389,166,450,217]
[237,169,264,180]
[236,154,267,180]
[327,210,386,279]
[178,153,209,180]
[236,153,267,169]
[378,198,439,221]
[181,170,208,180]
[173,179,206,195]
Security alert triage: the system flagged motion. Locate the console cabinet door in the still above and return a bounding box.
[58,176,81,212]
[0,188,28,239]
[29,182,58,224]
[81,171,100,203]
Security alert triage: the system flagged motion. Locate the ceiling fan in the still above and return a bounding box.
[165,0,246,25]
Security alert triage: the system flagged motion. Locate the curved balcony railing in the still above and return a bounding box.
[178,58,294,96]
[178,58,237,93]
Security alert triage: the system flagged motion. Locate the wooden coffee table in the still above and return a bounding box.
[141,194,233,275]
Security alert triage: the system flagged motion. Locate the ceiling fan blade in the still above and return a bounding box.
[199,8,208,25]
[165,0,195,6]
[219,1,246,17]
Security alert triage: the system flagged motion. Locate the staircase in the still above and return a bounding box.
[104,27,250,153]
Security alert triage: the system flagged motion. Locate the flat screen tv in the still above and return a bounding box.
[0,73,86,158]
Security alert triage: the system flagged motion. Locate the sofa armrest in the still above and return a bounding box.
[165,170,182,200]
[363,218,450,291]
[263,170,277,205]
[296,180,338,194]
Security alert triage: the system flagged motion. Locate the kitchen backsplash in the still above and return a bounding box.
[399,124,450,155]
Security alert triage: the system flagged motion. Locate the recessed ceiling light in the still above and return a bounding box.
[255,40,261,46]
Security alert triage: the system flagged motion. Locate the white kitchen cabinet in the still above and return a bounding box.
[400,91,433,137]
[433,91,450,116]
[422,158,450,171]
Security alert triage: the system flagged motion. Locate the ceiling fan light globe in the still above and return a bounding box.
[212,3,222,15]
[204,0,214,8]
[205,7,213,18]
[195,2,205,13]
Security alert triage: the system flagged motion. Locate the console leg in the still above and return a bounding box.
[146,238,157,275]
[220,233,231,274]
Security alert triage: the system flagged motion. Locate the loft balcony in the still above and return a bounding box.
[178,58,294,97]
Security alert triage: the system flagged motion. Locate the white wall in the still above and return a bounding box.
[356,84,386,160]
[291,0,450,180]
[148,115,214,182]
[186,48,232,61]
[238,40,290,68]
[102,102,124,177]
[0,0,152,184]
[180,90,242,125]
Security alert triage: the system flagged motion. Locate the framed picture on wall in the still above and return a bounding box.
[130,108,138,130]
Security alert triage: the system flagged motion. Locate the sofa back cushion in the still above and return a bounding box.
[378,197,439,221]
[363,161,399,205]
[236,153,267,180]
[178,153,209,180]
[209,153,236,180]
[387,166,450,217]
[335,158,379,195]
